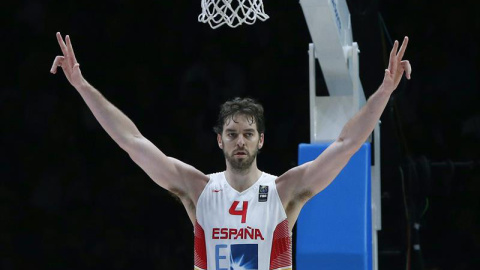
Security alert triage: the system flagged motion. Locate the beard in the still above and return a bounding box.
[224,147,259,172]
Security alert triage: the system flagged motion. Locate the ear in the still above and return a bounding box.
[258,133,264,149]
[217,134,223,149]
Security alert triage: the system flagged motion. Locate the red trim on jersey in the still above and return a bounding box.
[269,219,292,269]
[194,221,207,269]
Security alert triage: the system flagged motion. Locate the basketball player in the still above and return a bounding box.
[51,32,411,270]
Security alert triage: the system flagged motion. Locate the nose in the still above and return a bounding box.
[236,134,245,147]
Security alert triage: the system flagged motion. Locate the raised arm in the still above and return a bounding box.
[277,37,411,227]
[50,33,208,220]
[50,33,142,152]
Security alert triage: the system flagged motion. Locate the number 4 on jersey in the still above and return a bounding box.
[229,201,248,223]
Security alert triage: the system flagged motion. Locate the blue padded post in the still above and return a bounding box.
[296,143,372,270]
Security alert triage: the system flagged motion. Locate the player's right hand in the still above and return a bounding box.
[50,32,85,88]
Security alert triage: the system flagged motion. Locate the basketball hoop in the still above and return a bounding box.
[198,0,269,29]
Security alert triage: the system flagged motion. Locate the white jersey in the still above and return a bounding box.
[194,172,292,270]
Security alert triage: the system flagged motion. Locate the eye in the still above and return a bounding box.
[245,133,253,138]
[227,133,236,138]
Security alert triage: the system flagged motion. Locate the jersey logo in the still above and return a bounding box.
[215,244,258,270]
[212,189,223,193]
[230,244,258,269]
[258,185,268,202]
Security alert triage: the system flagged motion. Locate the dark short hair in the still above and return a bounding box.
[213,97,265,135]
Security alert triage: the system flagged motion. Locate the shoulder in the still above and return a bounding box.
[274,164,312,205]
[207,171,225,183]
[274,164,306,188]
[259,172,279,191]
[261,172,278,183]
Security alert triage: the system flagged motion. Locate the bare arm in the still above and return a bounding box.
[50,33,208,201]
[278,37,412,221]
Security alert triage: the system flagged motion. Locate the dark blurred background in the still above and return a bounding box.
[2,0,480,269]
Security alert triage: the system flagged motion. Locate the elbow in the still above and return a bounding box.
[117,133,143,153]
[336,136,363,156]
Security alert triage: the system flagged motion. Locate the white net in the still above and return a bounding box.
[198,0,269,29]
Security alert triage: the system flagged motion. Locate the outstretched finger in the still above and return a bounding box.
[66,35,78,64]
[56,32,68,57]
[396,36,409,60]
[50,56,65,74]
[388,40,399,74]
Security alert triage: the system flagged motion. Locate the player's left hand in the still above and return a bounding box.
[382,36,412,93]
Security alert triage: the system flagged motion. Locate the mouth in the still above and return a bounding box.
[233,151,248,157]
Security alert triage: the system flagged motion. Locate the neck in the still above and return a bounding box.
[225,161,262,192]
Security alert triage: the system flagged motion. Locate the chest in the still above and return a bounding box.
[198,183,283,234]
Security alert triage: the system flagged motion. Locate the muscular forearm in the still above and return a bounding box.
[337,85,392,152]
[74,79,141,150]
